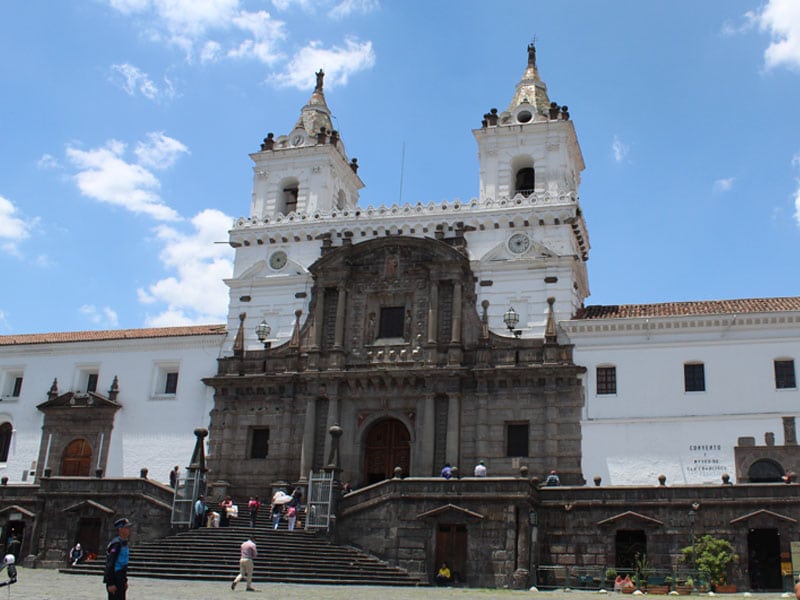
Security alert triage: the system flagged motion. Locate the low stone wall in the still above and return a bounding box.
[336,477,535,588]
[0,476,175,568]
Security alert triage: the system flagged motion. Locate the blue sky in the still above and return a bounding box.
[1,1,799,334]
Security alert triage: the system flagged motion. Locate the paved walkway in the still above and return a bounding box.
[4,569,794,600]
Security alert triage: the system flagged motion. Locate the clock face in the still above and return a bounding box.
[269,251,287,270]
[508,233,531,255]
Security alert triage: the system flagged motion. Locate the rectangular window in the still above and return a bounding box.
[506,423,529,457]
[250,428,270,459]
[86,373,98,393]
[775,360,797,389]
[164,372,179,394]
[596,366,617,395]
[11,377,23,397]
[378,306,405,338]
[684,363,705,392]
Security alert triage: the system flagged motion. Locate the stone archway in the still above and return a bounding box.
[748,458,784,483]
[363,418,410,485]
[61,438,92,476]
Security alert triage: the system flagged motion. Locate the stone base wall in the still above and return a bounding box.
[0,476,174,568]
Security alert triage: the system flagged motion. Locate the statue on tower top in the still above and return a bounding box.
[315,69,325,92]
[527,42,536,67]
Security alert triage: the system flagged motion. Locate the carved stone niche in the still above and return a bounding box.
[309,236,477,354]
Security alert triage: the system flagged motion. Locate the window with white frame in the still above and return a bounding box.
[152,363,180,399]
[775,359,797,389]
[75,366,100,394]
[684,362,706,392]
[2,370,24,401]
[596,365,617,395]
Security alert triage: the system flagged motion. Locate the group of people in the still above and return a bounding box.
[440,461,561,484]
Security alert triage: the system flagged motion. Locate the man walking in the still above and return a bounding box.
[104,517,133,600]
[231,537,257,591]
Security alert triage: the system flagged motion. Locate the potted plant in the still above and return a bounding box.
[605,567,618,589]
[680,534,739,593]
[675,576,693,595]
[633,552,653,592]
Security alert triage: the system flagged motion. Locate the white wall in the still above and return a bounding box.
[0,331,224,483]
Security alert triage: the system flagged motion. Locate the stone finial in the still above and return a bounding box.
[289,309,302,348]
[658,474,666,486]
[233,312,246,357]
[393,466,403,479]
[48,378,59,401]
[108,375,120,402]
[325,424,343,475]
[593,475,602,487]
[260,132,274,151]
[350,158,359,173]
[544,296,557,343]
[783,416,797,446]
[527,42,536,67]
[765,431,775,446]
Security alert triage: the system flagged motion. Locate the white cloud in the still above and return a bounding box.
[713,177,735,193]
[138,208,234,326]
[754,0,800,71]
[37,154,61,170]
[792,153,800,227]
[226,10,286,64]
[611,135,629,163]
[271,0,378,19]
[110,63,177,102]
[328,0,379,20]
[134,132,190,170]
[66,136,183,221]
[272,38,375,90]
[80,304,120,328]
[0,195,36,256]
[106,0,285,63]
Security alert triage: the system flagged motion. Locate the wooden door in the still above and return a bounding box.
[363,419,410,484]
[61,438,92,476]
[436,524,468,583]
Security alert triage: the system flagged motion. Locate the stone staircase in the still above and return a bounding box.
[61,509,424,586]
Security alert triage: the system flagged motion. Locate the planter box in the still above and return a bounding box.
[648,585,671,595]
[715,584,737,593]
[675,585,693,595]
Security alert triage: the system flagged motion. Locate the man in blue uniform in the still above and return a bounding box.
[104,517,132,599]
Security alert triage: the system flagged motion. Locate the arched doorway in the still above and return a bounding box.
[748,459,784,483]
[363,418,410,485]
[61,438,92,476]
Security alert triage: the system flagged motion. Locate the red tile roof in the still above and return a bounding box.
[575,297,800,320]
[0,324,227,346]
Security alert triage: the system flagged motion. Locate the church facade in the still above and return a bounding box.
[0,45,799,588]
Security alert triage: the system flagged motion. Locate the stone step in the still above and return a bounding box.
[63,515,423,586]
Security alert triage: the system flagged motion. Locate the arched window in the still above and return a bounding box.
[748,459,784,483]
[515,167,535,195]
[277,177,299,215]
[61,438,92,476]
[0,422,12,462]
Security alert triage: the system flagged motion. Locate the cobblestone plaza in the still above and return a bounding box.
[4,569,796,600]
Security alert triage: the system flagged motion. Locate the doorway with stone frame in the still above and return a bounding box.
[363,418,410,485]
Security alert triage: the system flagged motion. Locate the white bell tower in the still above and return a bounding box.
[249,69,364,220]
[471,44,590,333]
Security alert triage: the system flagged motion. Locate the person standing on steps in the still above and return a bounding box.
[104,517,133,600]
[271,501,282,529]
[169,465,180,488]
[231,537,257,591]
[248,496,261,528]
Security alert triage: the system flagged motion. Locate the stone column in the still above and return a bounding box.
[334,285,346,349]
[445,394,461,468]
[312,288,324,349]
[427,282,439,344]
[416,393,436,476]
[476,387,489,461]
[323,395,341,466]
[299,397,317,480]
[450,282,462,344]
